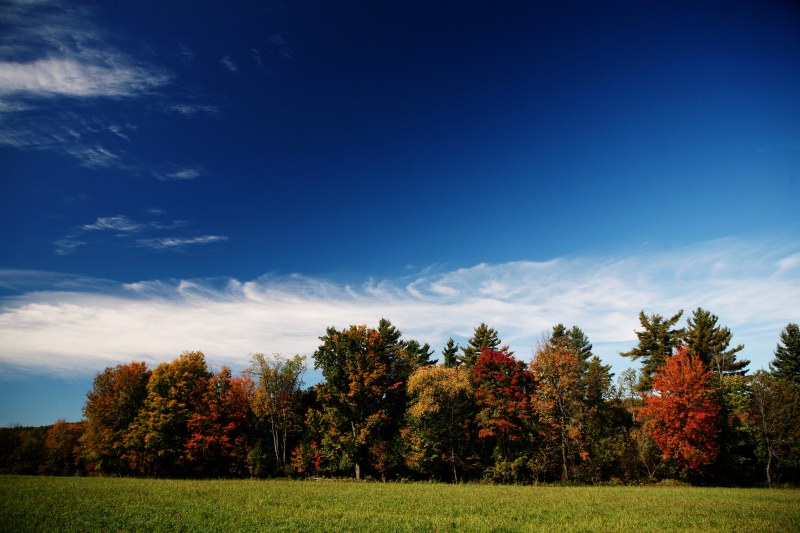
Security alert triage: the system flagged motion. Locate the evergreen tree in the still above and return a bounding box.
[442,338,459,368]
[620,310,684,391]
[682,307,748,380]
[406,340,436,367]
[459,323,509,367]
[771,323,800,385]
[583,356,613,407]
[550,324,593,362]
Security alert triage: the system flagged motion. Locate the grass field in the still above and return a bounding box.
[1,476,798,532]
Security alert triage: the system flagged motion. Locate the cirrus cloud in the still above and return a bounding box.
[1,235,797,380]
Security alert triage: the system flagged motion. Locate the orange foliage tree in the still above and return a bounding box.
[82,361,150,475]
[185,368,254,477]
[530,344,586,482]
[637,346,720,474]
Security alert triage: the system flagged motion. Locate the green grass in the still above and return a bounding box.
[1,476,798,532]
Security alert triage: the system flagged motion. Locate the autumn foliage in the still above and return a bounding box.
[638,346,720,473]
[5,317,799,486]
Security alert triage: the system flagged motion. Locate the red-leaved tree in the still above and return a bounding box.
[472,350,535,469]
[638,346,720,474]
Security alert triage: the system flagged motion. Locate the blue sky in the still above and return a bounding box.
[1,1,799,426]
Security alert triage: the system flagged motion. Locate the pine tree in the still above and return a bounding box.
[459,323,509,367]
[442,338,459,368]
[549,324,593,374]
[406,340,436,367]
[620,310,684,391]
[771,323,800,385]
[682,307,748,380]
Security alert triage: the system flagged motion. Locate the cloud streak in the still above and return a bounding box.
[0,1,192,175]
[220,56,238,74]
[1,235,797,379]
[0,57,169,99]
[156,168,204,181]
[137,235,228,249]
[54,213,225,255]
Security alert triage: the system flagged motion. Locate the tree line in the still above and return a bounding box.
[2,309,798,485]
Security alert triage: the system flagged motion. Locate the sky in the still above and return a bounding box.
[1,0,799,426]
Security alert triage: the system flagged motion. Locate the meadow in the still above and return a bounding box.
[1,476,798,532]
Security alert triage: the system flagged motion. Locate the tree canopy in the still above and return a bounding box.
[771,323,800,385]
[620,310,684,391]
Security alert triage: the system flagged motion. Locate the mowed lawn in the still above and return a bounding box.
[1,476,798,532]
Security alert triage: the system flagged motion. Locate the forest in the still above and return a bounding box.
[1,309,798,486]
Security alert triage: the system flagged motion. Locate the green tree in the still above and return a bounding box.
[682,307,748,380]
[82,361,150,475]
[712,373,755,484]
[247,354,306,471]
[580,357,630,483]
[620,310,684,391]
[405,340,436,367]
[771,323,800,385]
[550,324,593,363]
[441,338,459,368]
[313,319,424,480]
[459,323,508,367]
[750,370,800,485]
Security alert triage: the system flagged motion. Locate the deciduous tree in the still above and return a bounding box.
[750,370,800,485]
[638,347,720,475]
[313,319,423,479]
[472,350,534,479]
[404,365,475,482]
[42,420,85,475]
[185,368,254,477]
[127,351,211,476]
[82,361,150,475]
[247,354,306,470]
[531,344,585,481]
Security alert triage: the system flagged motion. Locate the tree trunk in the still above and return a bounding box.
[560,410,568,482]
[451,447,458,484]
[355,462,361,481]
[766,446,772,487]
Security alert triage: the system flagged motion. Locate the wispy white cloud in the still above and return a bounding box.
[166,104,220,117]
[156,167,203,181]
[53,213,223,255]
[0,56,169,99]
[2,235,798,379]
[136,235,228,249]
[220,56,238,74]
[0,0,169,101]
[53,237,87,256]
[81,215,143,232]
[0,0,172,172]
